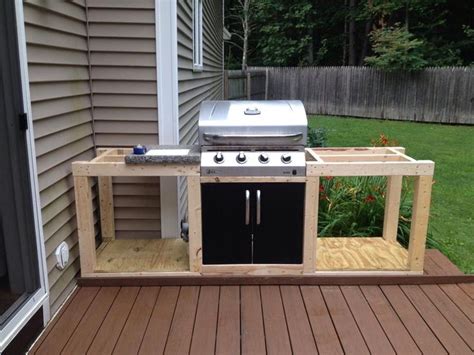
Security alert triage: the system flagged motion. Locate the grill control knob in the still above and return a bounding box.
[236,151,247,164]
[214,152,224,164]
[281,153,292,164]
[258,153,269,164]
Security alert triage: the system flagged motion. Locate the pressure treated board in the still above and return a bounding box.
[95,238,189,273]
[316,237,408,271]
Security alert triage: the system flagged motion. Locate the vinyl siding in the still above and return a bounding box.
[23,0,223,313]
[23,0,96,314]
[177,0,223,218]
[86,0,161,239]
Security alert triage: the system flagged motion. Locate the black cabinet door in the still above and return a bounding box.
[253,183,305,264]
[201,183,252,264]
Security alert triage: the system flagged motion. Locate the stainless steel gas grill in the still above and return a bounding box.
[199,100,308,176]
[199,100,308,265]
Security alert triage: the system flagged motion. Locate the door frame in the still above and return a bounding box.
[0,0,50,350]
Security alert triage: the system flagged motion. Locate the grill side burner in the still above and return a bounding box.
[198,100,308,176]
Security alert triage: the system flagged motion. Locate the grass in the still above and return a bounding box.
[309,115,474,273]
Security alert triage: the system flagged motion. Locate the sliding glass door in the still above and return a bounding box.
[0,0,47,350]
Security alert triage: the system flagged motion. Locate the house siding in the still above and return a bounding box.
[177,0,223,218]
[22,0,223,314]
[86,0,161,240]
[23,0,96,314]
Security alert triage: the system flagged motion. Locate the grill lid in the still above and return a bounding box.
[198,100,307,147]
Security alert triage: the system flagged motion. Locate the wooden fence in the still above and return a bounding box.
[224,70,268,100]
[245,66,473,124]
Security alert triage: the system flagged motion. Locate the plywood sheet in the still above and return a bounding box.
[316,237,408,271]
[95,239,189,272]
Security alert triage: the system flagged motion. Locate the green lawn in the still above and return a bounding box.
[309,115,474,273]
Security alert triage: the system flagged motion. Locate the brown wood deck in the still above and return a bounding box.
[30,250,474,354]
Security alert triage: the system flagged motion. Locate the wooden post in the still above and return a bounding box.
[246,71,251,99]
[187,176,202,272]
[98,176,115,241]
[303,178,319,273]
[74,176,96,274]
[383,176,403,242]
[408,175,433,272]
[223,70,229,99]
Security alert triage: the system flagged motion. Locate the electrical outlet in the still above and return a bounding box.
[55,242,69,270]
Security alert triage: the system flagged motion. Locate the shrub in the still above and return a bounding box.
[317,133,439,249]
[318,175,438,248]
[307,127,327,147]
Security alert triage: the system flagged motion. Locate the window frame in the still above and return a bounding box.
[192,0,203,71]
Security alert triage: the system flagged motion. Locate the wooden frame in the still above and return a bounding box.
[306,147,434,273]
[73,146,434,278]
[72,148,202,277]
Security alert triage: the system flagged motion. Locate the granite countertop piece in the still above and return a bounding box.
[125,145,201,165]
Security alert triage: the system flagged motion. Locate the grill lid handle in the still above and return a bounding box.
[244,107,261,115]
[202,132,304,143]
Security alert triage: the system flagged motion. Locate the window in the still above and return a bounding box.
[193,0,203,71]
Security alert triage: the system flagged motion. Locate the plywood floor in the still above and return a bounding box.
[96,239,189,273]
[316,237,408,271]
[30,251,473,355]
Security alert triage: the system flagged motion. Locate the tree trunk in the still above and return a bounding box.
[359,19,372,65]
[241,0,250,71]
[348,0,357,66]
[342,0,348,65]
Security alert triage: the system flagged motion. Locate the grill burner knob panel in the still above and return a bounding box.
[281,154,292,164]
[258,153,269,164]
[214,152,224,164]
[236,151,247,164]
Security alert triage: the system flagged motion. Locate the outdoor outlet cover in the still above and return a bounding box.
[55,242,69,270]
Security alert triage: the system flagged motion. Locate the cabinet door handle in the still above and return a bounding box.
[245,190,250,225]
[256,190,261,225]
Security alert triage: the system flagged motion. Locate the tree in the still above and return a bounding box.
[226,0,257,70]
[252,0,316,66]
[224,0,473,68]
[365,25,428,70]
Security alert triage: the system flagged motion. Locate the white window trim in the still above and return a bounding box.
[0,1,50,351]
[156,0,180,238]
[192,0,203,71]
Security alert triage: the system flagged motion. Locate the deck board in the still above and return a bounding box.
[216,286,241,355]
[360,285,421,354]
[189,286,219,355]
[300,286,344,355]
[30,250,474,355]
[380,285,447,354]
[34,287,99,355]
[87,287,139,354]
[260,286,293,355]
[138,286,179,354]
[401,285,471,354]
[240,286,266,355]
[420,284,474,350]
[340,286,395,354]
[164,286,199,354]
[61,286,119,354]
[280,286,318,354]
[113,287,159,354]
[321,286,370,354]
